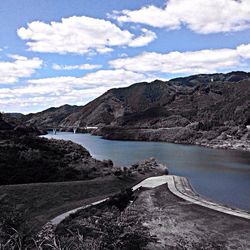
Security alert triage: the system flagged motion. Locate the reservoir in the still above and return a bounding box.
[44,132,250,212]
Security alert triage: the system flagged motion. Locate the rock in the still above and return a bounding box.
[186,122,200,131]
[130,158,168,175]
[102,159,114,168]
[218,132,227,140]
[112,168,122,177]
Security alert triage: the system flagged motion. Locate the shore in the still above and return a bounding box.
[93,126,250,152]
[197,137,250,151]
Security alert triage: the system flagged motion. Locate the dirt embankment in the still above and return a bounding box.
[48,183,250,249]
[132,185,250,249]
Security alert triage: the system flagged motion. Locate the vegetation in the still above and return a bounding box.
[0,111,114,185]
[0,113,164,249]
[0,188,156,249]
[0,135,109,185]
[54,188,156,250]
[0,173,149,231]
[23,72,250,131]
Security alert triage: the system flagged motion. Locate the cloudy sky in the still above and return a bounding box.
[1,0,250,113]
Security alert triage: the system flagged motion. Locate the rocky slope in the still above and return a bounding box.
[23,71,250,150]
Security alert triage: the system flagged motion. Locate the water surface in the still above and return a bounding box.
[44,132,250,211]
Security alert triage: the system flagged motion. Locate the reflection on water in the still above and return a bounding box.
[43,132,250,211]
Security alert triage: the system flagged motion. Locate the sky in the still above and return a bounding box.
[1,0,250,114]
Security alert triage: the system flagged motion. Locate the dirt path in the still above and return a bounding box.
[49,175,250,249]
[132,184,250,249]
[49,175,250,226]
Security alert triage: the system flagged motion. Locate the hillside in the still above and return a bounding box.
[24,71,250,128]
[23,104,81,128]
[0,113,113,185]
[22,71,250,150]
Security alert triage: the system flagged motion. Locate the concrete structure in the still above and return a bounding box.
[50,198,108,225]
[47,175,250,227]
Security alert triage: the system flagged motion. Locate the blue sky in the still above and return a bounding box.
[1,0,250,113]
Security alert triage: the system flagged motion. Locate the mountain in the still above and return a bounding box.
[4,113,24,120]
[2,113,25,128]
[22,71,250,150]
[23,104,81,128]
[0,113,13,130]
[27,71,249,127]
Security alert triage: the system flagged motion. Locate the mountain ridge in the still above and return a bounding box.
[34,71,250,127]
[21,71,250,150]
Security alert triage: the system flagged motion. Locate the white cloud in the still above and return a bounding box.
[119,53,128,58]
[0,54,42,84]
[112,0,250,34]
[237,43,250,59]
[0,69,155,113]
[28,69,151,88]
[2,40,250,113]
[109,43,250,74]
[17,16,156,54]
[52,63,102,71]
[128,28,156,47]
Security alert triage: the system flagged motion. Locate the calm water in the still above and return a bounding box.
[44,132,250,211]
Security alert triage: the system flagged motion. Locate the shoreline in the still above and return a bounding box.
[43,131,250,212]
[44,130,250,153]
[195,138,250,152]
[92,126,250,152]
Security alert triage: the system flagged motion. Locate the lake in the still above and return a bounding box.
[43,132,250,212]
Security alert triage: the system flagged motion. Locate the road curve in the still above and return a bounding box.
[49,175,250,226]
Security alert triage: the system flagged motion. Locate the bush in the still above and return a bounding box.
[0,205,34,249]
[108,188,134,211]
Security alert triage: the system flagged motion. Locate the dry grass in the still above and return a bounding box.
[52,189,156,250]
[0,174,150,232]
[0,174,155,249]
